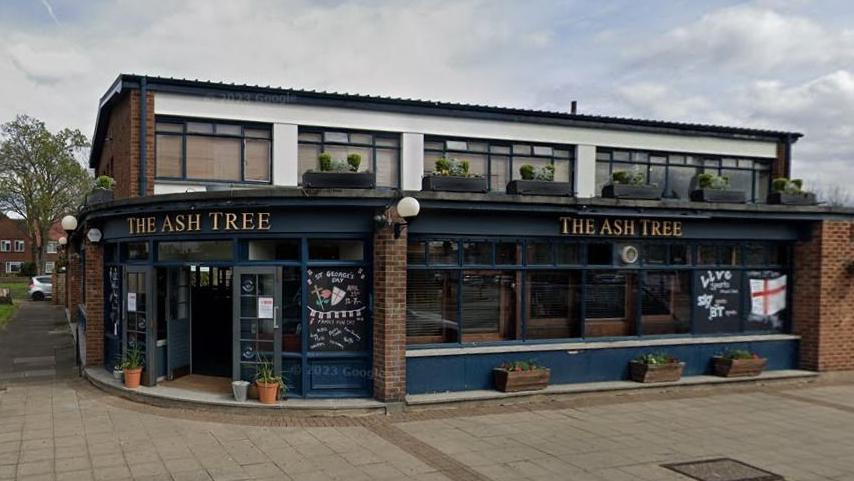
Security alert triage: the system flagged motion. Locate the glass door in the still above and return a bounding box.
[166,267,191,379]
[123,266,155,386]
[233,267,281,383]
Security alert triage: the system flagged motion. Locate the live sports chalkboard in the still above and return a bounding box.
[693,269,742,333]
[306,267,369,352]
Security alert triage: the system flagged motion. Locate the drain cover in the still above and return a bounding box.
[663,458,783,481]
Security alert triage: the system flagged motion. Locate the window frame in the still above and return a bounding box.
[154,116,273,185]
[5,261,22,273]
[297,127,402,188]
[0,240,10,252]
[424,136,575,193]
[13,240,25,252]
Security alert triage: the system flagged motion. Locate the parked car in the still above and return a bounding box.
[28,276,53,301]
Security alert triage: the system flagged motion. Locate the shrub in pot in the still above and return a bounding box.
[602,168,661,200]
[493,360,550,392]
[507,164,571,196]
[303,152,374,188]
[629,352,684,383]
[422,157,488,193]
[121,345,144,389]
[254,355,285,404]
[767,177,817,205]
[690,173,745,203]
[712,349,767,377]
[86,175,115,205]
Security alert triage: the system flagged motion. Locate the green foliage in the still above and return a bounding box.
[720,349,758,360]
[434,157,451,174]
[433,157,474,177]
[612,168,645,185]
[697,172,730,190]
[635,352,679,365]
[499,360,545,372]
[534,164,555,181]
[772,177,806,194]
[519,164,535,180]
[318,152,332,171]
[0,281,28,299]
[121,345,144,370]
[346,153,362,172]
[254,354,286,391]
[93,175,115,191]
[19,262,36,277]
[0,304,17,330]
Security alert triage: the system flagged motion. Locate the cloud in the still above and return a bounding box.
[6,41,91,84]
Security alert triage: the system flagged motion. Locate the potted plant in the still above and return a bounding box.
[254,355,285,404]
[121,345,143,389]
[767,177,817,205]
[86,175,115,205]
[302,152,375,188]
[422,157,489,193]
[712,349,767,377]
[493,360,550,392]
[601,168,661,200]
[111,355,123,381]
[690,173,746,203]
[629,352,684,383]
[506,164,572,196]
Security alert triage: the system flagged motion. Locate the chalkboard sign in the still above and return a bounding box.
[693,270,741,333]
[306,267,368,352]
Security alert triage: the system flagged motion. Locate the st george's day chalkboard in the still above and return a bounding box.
[306,267,369,352]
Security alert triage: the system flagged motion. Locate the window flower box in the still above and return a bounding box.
[629,353,684,383]
[302,171,375,189]
[712,356,767,377]
[86,188,113,205]
[506,180,572,196]
[422,175,488,193]
[690,189,746,203]
[493,361,550,392]
[602,184,662,200]
[766,192,817,205]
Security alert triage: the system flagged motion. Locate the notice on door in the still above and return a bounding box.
[127,292,137,312]
[257,296,274,319]
[306,267,368,352]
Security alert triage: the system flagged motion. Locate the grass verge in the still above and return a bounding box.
[0,281,29,300]
[0,303,19,330]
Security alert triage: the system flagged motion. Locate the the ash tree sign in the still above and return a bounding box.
[306,267,368,351]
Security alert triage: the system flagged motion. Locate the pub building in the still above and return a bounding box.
[61,74,853,402]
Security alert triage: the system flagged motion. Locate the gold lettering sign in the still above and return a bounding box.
[560,216,683,238]
[127,212,271,235]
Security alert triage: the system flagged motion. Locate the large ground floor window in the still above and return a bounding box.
[406,238,790,345]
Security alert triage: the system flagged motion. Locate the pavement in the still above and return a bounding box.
[3,303,854,480]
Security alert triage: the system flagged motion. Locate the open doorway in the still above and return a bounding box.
[190,266,233,377]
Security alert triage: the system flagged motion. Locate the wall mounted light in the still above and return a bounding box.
[394,197,420,239]
[61,215,78,233]
[86,228,102,243]
[58,236,67,246]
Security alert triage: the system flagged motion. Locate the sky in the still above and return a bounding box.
[0,0,852,198]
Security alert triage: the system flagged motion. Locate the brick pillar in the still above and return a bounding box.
[83,240,104,367]
[373,207,407,402]
[66,248,81,323]
[51,271,65,306]
[793,220,854,371]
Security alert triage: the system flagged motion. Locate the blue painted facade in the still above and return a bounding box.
[406,338,798,394]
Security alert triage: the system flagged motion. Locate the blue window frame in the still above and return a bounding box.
[297,127,401,188]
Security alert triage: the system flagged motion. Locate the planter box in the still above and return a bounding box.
[302,171,375,189]
[493,368,550,392]
[629,361,684,383]
[602,184,662,200]
[422,175,488,193]
[712,356,767,377]
[767,192,817,205]
[86,189,114,205]
[506,180,572,196]
[690,189,746,203]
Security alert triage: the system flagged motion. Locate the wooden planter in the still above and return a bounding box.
[602,184,662,200]
[493,368,550,392]
[712,356,767,377]
[422,175,488,193]
[86,189,114,205]
[629,361,684,383]
[766,192,817,205]
[506,180,572,196]
[690,189,746,203]
[302,171,375,189]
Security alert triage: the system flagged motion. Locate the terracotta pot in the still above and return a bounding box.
[124,367,142,389]
[256,381,279,404]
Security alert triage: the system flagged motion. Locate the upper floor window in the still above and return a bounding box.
[0,240,10,252]
[595,148,772,202]
[45,241,57,254]
[297,128,400,188]
[14,240,25,252]
[424,137,573,193]
[155,118,272,184]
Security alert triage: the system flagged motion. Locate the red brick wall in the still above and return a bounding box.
[96,90,155,199]
[793,220,854,371]
[66,248,81,323]
[372,207,407,402]
[83,241,104,367]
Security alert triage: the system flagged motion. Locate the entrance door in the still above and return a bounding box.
[166,267,191,379]
[123,266,155,386]
[233,267,281,383]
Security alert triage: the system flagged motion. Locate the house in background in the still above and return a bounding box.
[0,213,64,275]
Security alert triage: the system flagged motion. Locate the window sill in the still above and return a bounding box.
[405,333,799,357]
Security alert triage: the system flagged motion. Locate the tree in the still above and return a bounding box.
[0,115,92,274]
